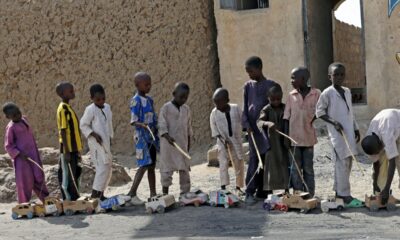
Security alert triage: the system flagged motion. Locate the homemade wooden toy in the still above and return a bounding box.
[145,195,176,214]
[321,197,345,213]
[63,197,98,216]
[208,190,240,208]
[281,192,318,213]
[179,189,208,207]
[365,192,397,212]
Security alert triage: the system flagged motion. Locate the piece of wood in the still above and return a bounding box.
[145,125,156,141]
[27,157,44,172]
[249,132,263,170]
[340,130,365,176]
[173,142,191,160]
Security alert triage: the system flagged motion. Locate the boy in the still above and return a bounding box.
[210,88,245,193]
[283,67,320,196]
[257,84,289,193]
[242,56,276,204]
[3,102,49,203]
[56,81,82,201]
[127,72,159,205]
[159,82,192,195]
[316,62,362,207]
[80,84,113,200]
[361,109,400,204]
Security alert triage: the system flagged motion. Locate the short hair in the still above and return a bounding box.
[292,67,310,80]
[134,72,151,85]
[89,84,105,98]
[361,134,381,155]
[56,82,73,97]
[212,88,229,101]
[268,83,283,96]
[2,102,19,115]
[328,62,345,73]
[245,56,263,69]
[173,82,190,93]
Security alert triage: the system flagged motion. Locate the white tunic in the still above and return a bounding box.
[80,103,114,164]
[159,102,193,172]
[210,104,243,160]
[316,86,358,159]
[366,109,400,161]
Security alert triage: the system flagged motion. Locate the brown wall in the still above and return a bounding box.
[214,0,305,107]
[333,19,365,89]
[0,0,219,154]
[363,0,400,113]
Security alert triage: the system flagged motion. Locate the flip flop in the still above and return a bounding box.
[345,198,365,208]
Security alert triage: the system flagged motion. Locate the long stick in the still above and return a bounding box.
[145,125,156,142]
[68,163,80,194]
[340,130,365,176]
[276,130,298,145]
[226,143,238,170]
[288,148,310,193]
[27,157,44,172]
[249,132,263,170]
[172,142,191,160]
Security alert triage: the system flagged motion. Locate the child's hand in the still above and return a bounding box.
[162,134,175,145]
[333,121,344,133]
[135,122,148,129]
[90,132,103,144]
[354,130,361,143]
[264,122,276,132]
[18,153,29,161]
[64,152,71,164]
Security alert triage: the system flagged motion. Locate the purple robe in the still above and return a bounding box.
[242,79,276,154]
[4,117,49,203]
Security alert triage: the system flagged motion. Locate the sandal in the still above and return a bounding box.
[345,198,365,208]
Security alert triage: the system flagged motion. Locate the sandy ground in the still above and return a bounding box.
[1,137,400,240]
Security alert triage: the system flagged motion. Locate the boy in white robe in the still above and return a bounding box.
[80,84,113,200]
[210,88,244,193]
[361,109,400,204]
[316,62,363,208]
[159,82,192,195]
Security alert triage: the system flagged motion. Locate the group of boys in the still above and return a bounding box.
[3,55,399,208]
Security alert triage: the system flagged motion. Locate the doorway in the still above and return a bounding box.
[304,0,367,104]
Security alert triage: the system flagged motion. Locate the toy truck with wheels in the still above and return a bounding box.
[321,197,344,213]
[263,193,284,211]
[179,189,208,207]
[365,192,397,212]
[282,192,318,213]
[208,190,240,208]
[34,197,64,217]
[63,197,98,216]
[145,195,176,214]
[97,195,131,213]
[11,203,36,220]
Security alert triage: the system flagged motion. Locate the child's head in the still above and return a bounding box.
[90,84,106,108]
[268,84,283,108]
[328,62,346,86]
[134,72,152,95]
[361,133,384,156]
[291,67,310,89]
[2,102,22,122]
[245,56,263,81]
[56,82,75,100]
[172,82,190,107]
[212,88,230,112]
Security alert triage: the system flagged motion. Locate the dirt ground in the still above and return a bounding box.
[1,136,400,240]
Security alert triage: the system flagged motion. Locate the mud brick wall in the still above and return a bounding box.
[333,19,365,89]
[0,0,220,154]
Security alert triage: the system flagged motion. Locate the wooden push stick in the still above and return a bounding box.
[340,130,365,176]
[172,142,192,160]
[249,132,264,170]
[145,125,156,141]
[276,130,298,145]
[226,143,237,170]
[68,163,80,194]
[27,157,44,172]
[288,149,310,193]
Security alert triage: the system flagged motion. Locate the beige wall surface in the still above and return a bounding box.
[214,0,304,107]
[363,0,400,114]
[0,0,219,154]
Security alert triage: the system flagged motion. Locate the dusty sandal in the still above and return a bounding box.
[345,198,364,208]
